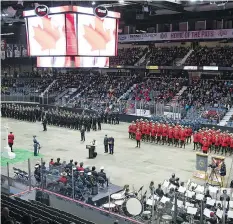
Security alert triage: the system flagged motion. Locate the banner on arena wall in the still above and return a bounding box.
[196,152,208,172]
[203,66,218,71]
[118,29,233,42]
[184,66,197,70]
[146,65,158,70]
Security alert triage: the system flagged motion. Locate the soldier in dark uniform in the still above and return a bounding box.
[97,116,101,130]
[92,115,97,131]
[42,116,47,131]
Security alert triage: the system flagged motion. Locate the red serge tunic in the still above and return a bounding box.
[136,131,142,141]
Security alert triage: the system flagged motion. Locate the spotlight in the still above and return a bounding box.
[92,1,96,5]
[119,0,124,3]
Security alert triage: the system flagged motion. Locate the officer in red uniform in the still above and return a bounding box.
[8,131,15,152]
[180,128,186,149]
[193,131,199,150]
[151,124,156,143]
[162,124,168,145]
[136,129,142,148]
[157,124,162,144]
[202,137,209,154]
[229,134,233,156]
[168,126,174,146]
[221,134,228,155]
[131,123,136,139]
[174,127,180,147]
[128,123,133,139]
[214,134,221,154]
[146,124,151,142]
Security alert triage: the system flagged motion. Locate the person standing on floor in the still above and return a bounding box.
[33,135,40,156]
[8,131,14,152]
[108,136,114,154]
[80,125,85,141]
[42,116,47,131]
[104,135,108,153]
[136,129,142,148]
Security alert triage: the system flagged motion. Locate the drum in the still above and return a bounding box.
[162,214,172,221]
[111,193,125,200]
[122,198,142,217]
[142,210,151,220]
[103,203,116,210]
[115,200,124,206]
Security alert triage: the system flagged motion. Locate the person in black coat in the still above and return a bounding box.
[42,116,47,131]
[104,135,108,153]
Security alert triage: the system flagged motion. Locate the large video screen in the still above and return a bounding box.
[27,14,66,56]
[77,14,117,56]
[37,56,109,68]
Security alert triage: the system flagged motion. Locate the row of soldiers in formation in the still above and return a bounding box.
[128,119,193,148]
[128,119,233,156]
[1,104,119,132]
[193,128,233,156]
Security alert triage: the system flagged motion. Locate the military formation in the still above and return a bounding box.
[1,103,109,132]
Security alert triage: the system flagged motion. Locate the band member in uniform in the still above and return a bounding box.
[221,133,228,155]
[214,134,221,154]
[146,123,150,142]
[141,123,146,142]
[131,122,136,139]
[136,129,142,148]
[174,127,180,147]
[8,131,15,152]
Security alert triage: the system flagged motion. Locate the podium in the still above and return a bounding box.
[86,145,97,159]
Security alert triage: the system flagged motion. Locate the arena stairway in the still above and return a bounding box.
[218,107,233,126]
[176,49,194,66]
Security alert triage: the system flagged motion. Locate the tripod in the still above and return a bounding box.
[206,167,221,187]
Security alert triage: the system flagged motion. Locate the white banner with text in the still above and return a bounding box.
[118,29,233,42]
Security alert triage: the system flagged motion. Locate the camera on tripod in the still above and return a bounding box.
[208,163,217,169]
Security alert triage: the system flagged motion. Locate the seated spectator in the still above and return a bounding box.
[98,167,108,186]
[91,166,98,178]
[77,162,84,172]
[21,214,33,224]
[54,158,61,166]
[58,172,68,184]
[1,207,13,224]
[49,159,54,166]
[66,160,73,170]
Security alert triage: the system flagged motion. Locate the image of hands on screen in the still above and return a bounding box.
[27,14,66,56]
[78,14,116,56]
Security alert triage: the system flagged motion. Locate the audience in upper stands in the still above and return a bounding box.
[110,47,147,66]
[148,46,190,66]
[185,46,233,67]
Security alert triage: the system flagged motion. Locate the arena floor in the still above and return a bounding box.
[1,118,233,191]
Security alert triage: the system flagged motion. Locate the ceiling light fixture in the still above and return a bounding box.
[92,1,96,5]
[119,0,124,3]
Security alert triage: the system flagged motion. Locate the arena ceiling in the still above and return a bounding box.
[1,0,232,36]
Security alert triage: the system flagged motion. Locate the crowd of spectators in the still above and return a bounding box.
[185,46,233,67]
[109,47,148,66]
[123,75,188,103]
[179,78,232,123]
[1,77,53,96]
[66,72,143,111]
[148,46,190,66]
